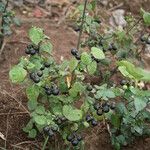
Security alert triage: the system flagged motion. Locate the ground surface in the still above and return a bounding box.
[0,0,150,149]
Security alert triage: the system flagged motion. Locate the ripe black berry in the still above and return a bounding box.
[71,139,79,146]
[43,126,50,133]
[71,48,78,56]
[120,80,128,86]
[97,109,103,116]
[102,105,110,113]
[25,48,30,54]
[140,36,146,42]
[93,103,100,110]
[86,115,92,122]
[67,134,75,142]
[91,119,98,126]
[76,135,82,141]
[86,84,93,91]
[75,53,81,60]
[44,62,50,68]
[146,38,150,44]
[37,71,43,77]
[30,49,36,55]
[30,73,35,80]
[52,88,59,96]
[33,77,40,83]
[48,129,54,137]
[40,65,45,70]
[45,90,52,95]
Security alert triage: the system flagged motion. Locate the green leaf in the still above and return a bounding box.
[34,115,47,125]
[81,52,92,65]
[87,61,97,75]
[9,65,27,83]
[134,97,147,113]
[28,129,37,138]
[111,114,120,129]
[63,105,83,121]
[29,27,44,45]
[26,85,39,101]
[23,120,33,133]
[35,106,45,115]
[91,47,105,60]
[40,42,53,54]
[27,100,38,111]
[143,11,150,26]
[69,58,78,72]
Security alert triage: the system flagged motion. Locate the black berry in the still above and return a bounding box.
[97,109,103,116]
[30,73,35,80]
[146,38,150,44]
[48,129,54,137]
[140,35,146,42]
[76,135,82,141]
[86,84,93,91]
[86,115,92,122]
[30,49,36,55]
[37,71,43,77]
[44,62,50,68]
[33,77,40,83]
[40,65,45,70]
[93,103,100,110]
[91,119,98,126]
[45,90,52,95]
[67,134,75,142]
[71,48,78,56]
[25,48,30,54]
[52,88,59,96]
[43,126,50,133]
[102,105,110,113]
[75,53,81,60]
[120,80,128,86]
[110,102,116,110]
[71,139,79,146]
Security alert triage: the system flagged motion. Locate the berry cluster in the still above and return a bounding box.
[93,101,116,116]
[25,44,39,55]
[44,84,60,96]
[86,114,98,126]
[141,35,150,44]
[67,133,82,146]
[54,116,67,125]
[43,125,58,138]
[30,71,43,83]
[71,48,81,60]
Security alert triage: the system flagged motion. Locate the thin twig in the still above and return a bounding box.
[4,110,11,149]
[77,0,88,50]
[109,3,124,11]
[0,89,30,115]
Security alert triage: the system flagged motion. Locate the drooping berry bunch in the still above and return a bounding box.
[67,132,82,146]
[25,44,39,55]
[140,35,150,44]
[43,125,58,138]
[54,116,67,125]
[93,101,116,116]
[71,48,81,60]
[44,84,60,96]
[85,114,98,126]
[30,71,43,83]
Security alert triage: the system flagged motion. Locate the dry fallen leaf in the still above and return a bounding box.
[0,132,6,141]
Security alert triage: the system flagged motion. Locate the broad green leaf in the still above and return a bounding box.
[63,105,83,121]
[143,11,150,26]
[81,52,92,65]
[34,115,47,125]
[87,61,97,75]
[40,42,53,54]
[29,27,44,45]
[26,85,39,101]
[35,106,45,114]
[111,114,120,129]
[69,58,78,72]
[134,97,147,113]
[91,47,105,60]
[27,100,38,111]
[28,129,37,138]
[51,103,62,115]
[9,65,27,83]
[23,120,33,132]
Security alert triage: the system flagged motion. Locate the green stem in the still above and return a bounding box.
[42,136,49,150]
[76,0,88,50]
